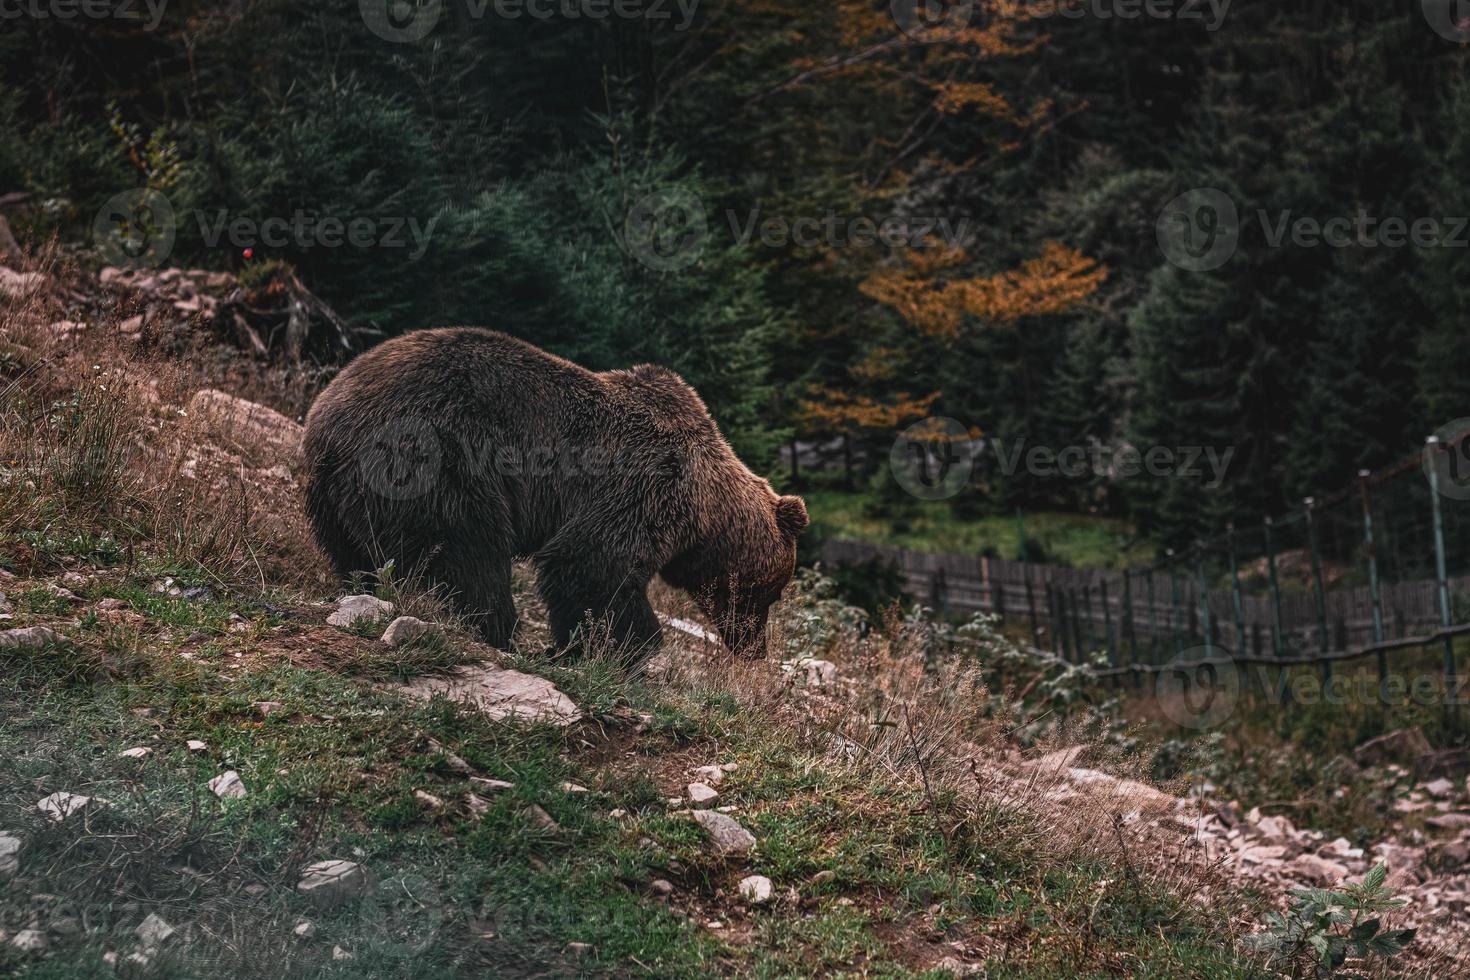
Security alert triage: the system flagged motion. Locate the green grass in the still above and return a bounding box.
[0,556,1259,978]
[803,489,1154,569]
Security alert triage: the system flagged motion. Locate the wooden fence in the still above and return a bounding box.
[822,539,1460,654]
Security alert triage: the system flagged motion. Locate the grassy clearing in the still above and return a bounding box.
[802,488,1153,569]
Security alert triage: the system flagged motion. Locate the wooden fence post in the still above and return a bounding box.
[1146,568,1158,664]
[1168,554,1182,656]
[1258,520,1281,658]
[1195,549,1213,662]
[1122,569,1138,685]
[1069,588,1085,661]
[1304,497,1331,682]
[1358,469,1388,703]
[1101,577,1116,685]
[1025,576,1040,648]
[1227,523,1246,655]
[1426,435,1460,728]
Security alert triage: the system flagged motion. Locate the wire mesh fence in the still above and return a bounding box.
[820,430,1470,715]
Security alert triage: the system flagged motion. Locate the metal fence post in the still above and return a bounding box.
[1427,436,1460,727]
[1359,469,1388,703]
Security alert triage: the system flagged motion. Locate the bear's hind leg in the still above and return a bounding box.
[430,541,518,649]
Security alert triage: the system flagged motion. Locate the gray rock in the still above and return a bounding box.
[692,765,726,786]
[327,594,394,628]
[253,701,286,717]
[10,929,47,953]
[293,919,316,939]
[690,809,755,856]
[188,389,304,465]
[738,874,773,905]
[382,616,432,647]
[37,792,100,822]
[119,747,152,760]
[469,776,514,793]
[297,860,374,907]
[1354,727,1432,769]
[522,805,560,831]
[0,626,63,648]
[687,782,719,808]
[136,913,176,948]
[0,832,20,880]
[208,771,247,800]
[391,665,582,727]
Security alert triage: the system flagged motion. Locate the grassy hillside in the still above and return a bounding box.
[0,254,1451,978]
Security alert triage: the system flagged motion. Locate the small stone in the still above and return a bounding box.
[10,929,47,952]
[1424,778,1456,799]
[690,809,755,856]
[327,594,394,628]
[186,740,208,753]
[560,782,589,793]
[522,805,560,831]
[1426,813,1470,831]
[465,793,492,818]
[119,747,153,760]
[608,809,627,819]
[650,879,674,896]
[687,782,719,808]
[95,597,127,611]
[426,739,472,773]
[415,790,445,810]
[705,920,724,930]
[739,874,774,905]
[0,833,20,880]
[333,946,354,961]
[37,792,99,822]
[297,860,374,907]
[721,762,739,772]
[565,942,593,955]
[469,776,513,792]
[208,771,248,800]
[293,920,316,939]
[809,869,837,887]
[692,765,725,786]
[253,701,286,717]
[936,956,985,977]
[382,616,432,647]
[796,657,838,687]
[0,626,63,648]
[136,913,175,948]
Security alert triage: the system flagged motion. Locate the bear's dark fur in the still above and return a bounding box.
[303,328,808,658]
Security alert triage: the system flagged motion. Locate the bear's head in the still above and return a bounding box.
[664,493,809,659]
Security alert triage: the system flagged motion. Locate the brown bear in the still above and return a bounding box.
[303,327,808,658]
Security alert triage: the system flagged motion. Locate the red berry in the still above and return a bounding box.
[243,248,254,260]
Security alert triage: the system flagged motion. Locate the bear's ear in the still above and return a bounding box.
[775,495,809,540]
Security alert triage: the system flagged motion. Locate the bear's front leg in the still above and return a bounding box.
[534,555,662,659]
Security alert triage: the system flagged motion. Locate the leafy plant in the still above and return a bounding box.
[1243,863,1415,978]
